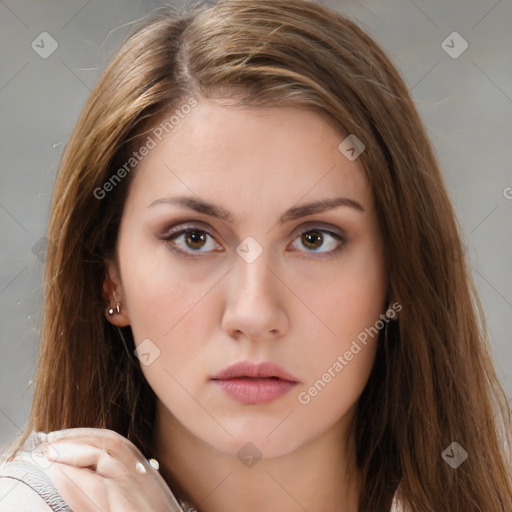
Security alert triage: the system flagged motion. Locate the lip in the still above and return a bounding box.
[211,361,300,405]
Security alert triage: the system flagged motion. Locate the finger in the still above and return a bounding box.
[46,428,147,467]
[44,461,109,512]
[45,442,130,478]
[48,457,184,512]
[13,448,182,512]
[6,451,109,512]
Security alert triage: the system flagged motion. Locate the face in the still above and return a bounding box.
[105,99,388,458]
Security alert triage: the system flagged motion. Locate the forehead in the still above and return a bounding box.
[125,100,373,218]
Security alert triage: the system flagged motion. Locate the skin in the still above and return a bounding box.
[105,99,389,511]
[1,428,181,511]
[6,101,389,512]
[0,100,388,512]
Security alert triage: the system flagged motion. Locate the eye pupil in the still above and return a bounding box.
[186,230,206,249]
[302,230,323,250]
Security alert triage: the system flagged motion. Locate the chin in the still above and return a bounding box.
[199,416,311,460]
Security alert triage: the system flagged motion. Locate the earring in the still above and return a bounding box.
[108,302,121,316]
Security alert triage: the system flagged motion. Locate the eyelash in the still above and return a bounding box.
[157,223,347,260]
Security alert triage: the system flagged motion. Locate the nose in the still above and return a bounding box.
[221,247,289,343]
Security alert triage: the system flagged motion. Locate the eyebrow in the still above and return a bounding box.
[147,195,364,223]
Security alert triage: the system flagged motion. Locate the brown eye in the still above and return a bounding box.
[301,230,324,250]
[290,228,345,257]
[158,224,345,260]
[183,230,208,250]
[158,225,223,259]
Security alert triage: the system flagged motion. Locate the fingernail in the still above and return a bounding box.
[45,446,58,461]
[33,443,49,458]
[35,431,49,442]
[38,443,59,461]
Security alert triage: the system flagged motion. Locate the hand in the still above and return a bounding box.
[20,428,183,512]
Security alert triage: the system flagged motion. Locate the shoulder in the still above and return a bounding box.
[0,433,71,512]
[0,476,53,511]
[0,430,52,510]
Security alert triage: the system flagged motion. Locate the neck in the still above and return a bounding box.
[153,401,362,512]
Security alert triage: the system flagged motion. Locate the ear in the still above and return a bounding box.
[102,260,131,327]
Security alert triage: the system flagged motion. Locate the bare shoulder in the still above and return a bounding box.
[0,477,53,511]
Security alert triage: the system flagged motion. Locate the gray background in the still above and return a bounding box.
[1,0,511,452]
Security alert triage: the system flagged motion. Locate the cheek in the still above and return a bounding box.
[294,341,378,438]
[306,237,386,342]
[120,256,214,405]
[118,238,223,385]
[294,238,386,405]
[119,232,209,338]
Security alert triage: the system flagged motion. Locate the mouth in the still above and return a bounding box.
[210,361,300,405]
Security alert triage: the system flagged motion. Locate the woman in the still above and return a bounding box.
[1,0,511,510]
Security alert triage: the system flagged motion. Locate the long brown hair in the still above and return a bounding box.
[2,1,511,510]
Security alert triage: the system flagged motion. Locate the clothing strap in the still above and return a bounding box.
[0,460,73,512]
